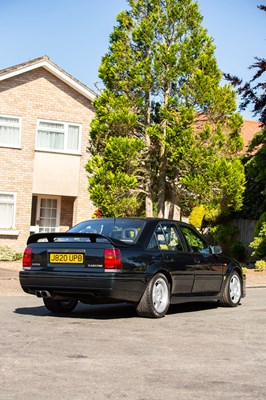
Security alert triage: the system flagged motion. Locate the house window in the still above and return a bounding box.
[0,115,21,148]
[0,192,16,228]
[36,120,81,153]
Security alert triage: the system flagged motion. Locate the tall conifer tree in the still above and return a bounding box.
[87,0,245,218]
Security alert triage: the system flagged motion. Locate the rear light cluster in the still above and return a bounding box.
[22,247,32,269]
[104,248,122,272]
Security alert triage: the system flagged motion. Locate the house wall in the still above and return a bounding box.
[0,67,95,252]
[60,196,75,231]
[32,152,81,196]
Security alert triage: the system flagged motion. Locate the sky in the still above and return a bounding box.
[0,0,265,120]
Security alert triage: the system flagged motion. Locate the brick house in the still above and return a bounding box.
[0,56,96,252]
[241,119,262,152]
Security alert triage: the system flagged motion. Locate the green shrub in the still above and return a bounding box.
[250,222,266,260]
[14,252,22,261]
[241,266,247,275]
[254,212,266,237]
[229,241,246,262]
[189,205,205,229]
[255,260,266,271]
[0,246,22,261]
[210,225,238,245]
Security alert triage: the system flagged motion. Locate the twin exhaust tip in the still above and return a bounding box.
[35,290,52,298]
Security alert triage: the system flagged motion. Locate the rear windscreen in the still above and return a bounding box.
[69,219,145,243]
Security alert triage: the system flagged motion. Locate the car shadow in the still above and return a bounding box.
[168,301,218,315]
[14,302,137,320]
[14,300,219,320]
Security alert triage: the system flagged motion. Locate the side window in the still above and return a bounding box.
[180,226,208,254]
[148,233,158,249]
[148,223,183,251]
[0,115,21,148]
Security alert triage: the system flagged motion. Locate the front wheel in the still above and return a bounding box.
[43,298,78,313]
[220,271,242,307]
[136,273,170,318]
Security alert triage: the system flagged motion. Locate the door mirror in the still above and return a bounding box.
[210,245,222,255]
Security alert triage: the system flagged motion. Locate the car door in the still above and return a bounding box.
[179,224,223,294]
[150,222,194,294]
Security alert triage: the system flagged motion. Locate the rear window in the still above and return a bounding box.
[69,219,145,243]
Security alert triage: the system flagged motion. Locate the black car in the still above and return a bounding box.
[19,218,246,318]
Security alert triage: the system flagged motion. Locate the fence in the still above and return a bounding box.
[230,219,257,258]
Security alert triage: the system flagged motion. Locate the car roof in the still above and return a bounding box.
[81,217,193,228]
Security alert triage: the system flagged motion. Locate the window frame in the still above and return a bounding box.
[0,191,17,229]
[148,222,184,251]
[36,119,82,154]
[0,114,22,149]
[179,224,210,254]
[35,195,61,233]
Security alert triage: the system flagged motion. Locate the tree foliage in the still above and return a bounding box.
[239,133,266,219]
[226,5,266,219]
[86,136,145,216]
[87,0,245,218]
[250,222,266,260]
[189,205,205,229]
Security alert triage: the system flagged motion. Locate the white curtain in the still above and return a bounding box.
[0,126,19,146]
[37,122,64,150]
[37,130,64,149]
[39,198,57,231]
[67,125,79,150]
[0,203,14,228]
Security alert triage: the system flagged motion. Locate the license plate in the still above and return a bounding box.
[49,253,84,264]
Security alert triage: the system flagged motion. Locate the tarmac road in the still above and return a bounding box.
[0,289,265,400]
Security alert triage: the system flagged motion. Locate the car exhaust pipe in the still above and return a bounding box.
[35,290,52,298]
[42,290,51,298]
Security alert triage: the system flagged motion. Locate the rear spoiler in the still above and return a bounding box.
[27,232,130,247]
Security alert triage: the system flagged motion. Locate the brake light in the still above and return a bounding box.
[104,248,122,271]
[23,247,32,269]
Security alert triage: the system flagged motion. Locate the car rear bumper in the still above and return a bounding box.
[19,270,147,303]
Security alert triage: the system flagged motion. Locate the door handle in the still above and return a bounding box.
[164,255,174,262]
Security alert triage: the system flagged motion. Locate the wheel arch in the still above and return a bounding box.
[225,263,245,296]
[150,268,173,292]
[226,263,243,281]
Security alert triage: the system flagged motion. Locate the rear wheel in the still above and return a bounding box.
[136,273,170,318]
[220,271,242,307]
[43,298,78,313]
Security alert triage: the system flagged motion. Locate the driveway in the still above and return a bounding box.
[0,285,265,400]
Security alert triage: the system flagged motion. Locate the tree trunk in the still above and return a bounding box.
[157,84,170,218]
[157,151,167,217]
[145,195,153,217]
[144,91,153,217]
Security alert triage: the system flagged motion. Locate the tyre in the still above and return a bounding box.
[43,298,78,313]
[220,271,242,307]
[136,273,170,318]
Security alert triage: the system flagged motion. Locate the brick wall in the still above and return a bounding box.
[0,67,95,251]
[60,196,75,231]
